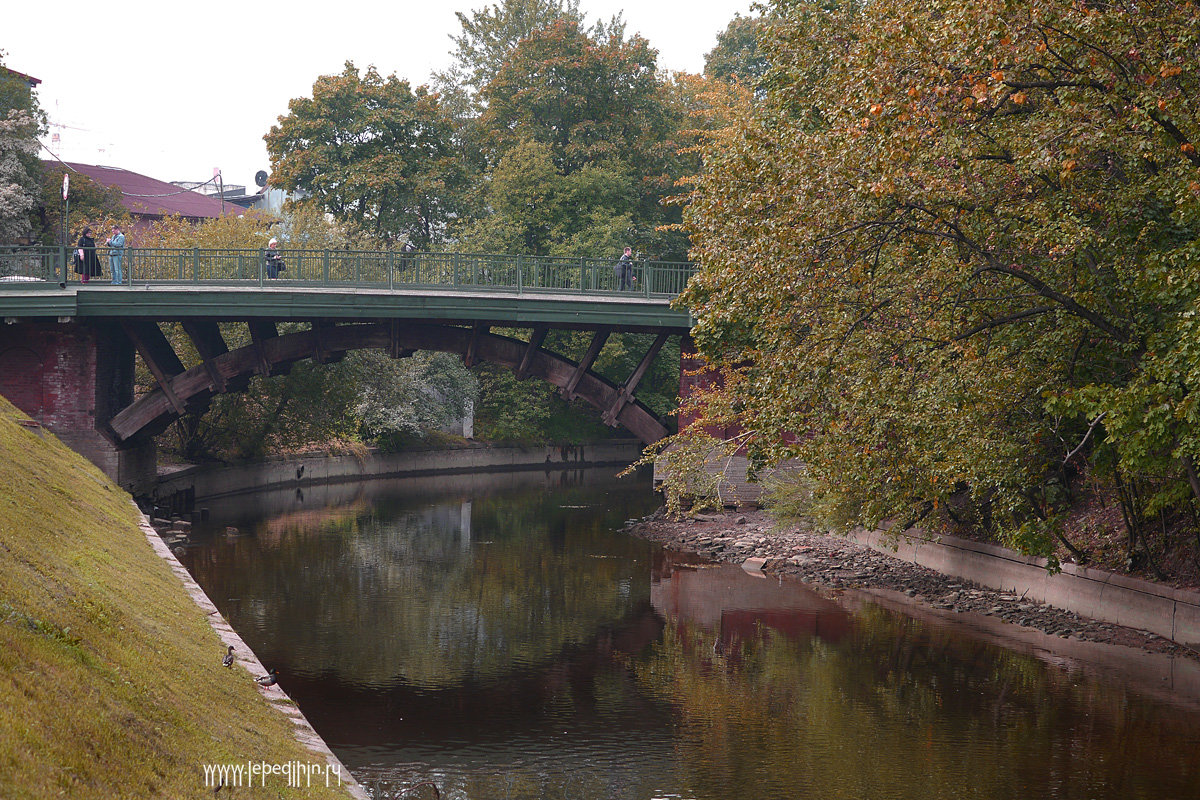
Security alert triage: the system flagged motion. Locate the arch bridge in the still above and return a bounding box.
[0,246,694,491]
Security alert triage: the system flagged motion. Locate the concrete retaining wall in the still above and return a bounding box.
[137,506,369,799]
[155,440,643,501]
[845,526,1200,651]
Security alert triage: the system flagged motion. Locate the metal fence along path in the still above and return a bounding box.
[0,246,693,299]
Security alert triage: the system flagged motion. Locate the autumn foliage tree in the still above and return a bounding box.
[678,0,1200,562]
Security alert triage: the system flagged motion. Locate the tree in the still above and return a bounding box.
[0,110,38,244]
[34,165,128,245]
[704,13,770,87]
[351,349,478,445]
[677,0,1200,557]
[0,56,44,244]
[472,18,696,258]
[437,0,586,108]
[480,20,672,175]
[265,63,467,247]
[455,138,633,256]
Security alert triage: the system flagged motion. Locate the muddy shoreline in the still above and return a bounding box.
[625,507,1200,661]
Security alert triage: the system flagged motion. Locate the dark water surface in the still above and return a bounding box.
[181,467,1200,800]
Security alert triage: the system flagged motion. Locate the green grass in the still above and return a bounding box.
[0,397,355,799]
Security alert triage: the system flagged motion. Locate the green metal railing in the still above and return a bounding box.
[0,246,694,299]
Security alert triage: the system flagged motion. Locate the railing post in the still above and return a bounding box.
[387,250,394,290]
[516,255,522,294]
[580,257,586,293]
[193,247,200,283]
[643,259,650,297]
[454,253,460,287]
[323,249,330,283]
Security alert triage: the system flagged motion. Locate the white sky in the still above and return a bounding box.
[5,0,753,190]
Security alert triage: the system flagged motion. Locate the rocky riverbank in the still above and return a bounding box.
[626,507,1200,661]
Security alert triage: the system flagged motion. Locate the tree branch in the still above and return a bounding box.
[954,305,1055,340]
[1064,412,1106,465]
[971,261,1130,343]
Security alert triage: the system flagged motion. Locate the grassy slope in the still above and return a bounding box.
[0,397,352,799]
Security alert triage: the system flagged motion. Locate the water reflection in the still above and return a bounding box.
[182,468,1200,800]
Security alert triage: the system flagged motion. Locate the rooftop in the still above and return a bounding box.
[47,162,248,220]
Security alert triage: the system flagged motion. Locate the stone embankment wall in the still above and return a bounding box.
[156,440,643,501]
[846,526,1200,651]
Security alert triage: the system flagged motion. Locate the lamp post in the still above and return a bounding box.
[61,172,69,247]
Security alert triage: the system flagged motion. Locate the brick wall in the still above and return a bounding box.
[0,321,154,491]
[0,322,99,432]
[678,335,739,441]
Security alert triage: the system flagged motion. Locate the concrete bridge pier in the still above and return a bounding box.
[0,320,156,493]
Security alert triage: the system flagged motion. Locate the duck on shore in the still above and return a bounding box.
[256,669,279,687]
[222,645,235,668]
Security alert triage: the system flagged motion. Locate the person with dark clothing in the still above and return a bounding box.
[263,237,285,279]
[73,227,102,283]
[615,245,635,290]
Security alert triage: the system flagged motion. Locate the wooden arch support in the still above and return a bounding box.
[109,322,670,445]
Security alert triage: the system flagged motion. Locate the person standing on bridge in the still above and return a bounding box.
[105,225,126,285]
[73,227,102,284]
[263,237,285,279]
[615,246,636,291]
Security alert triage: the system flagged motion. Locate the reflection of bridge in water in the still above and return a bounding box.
[0,247,695,492]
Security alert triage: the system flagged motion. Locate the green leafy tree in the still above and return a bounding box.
[455,138,633,256]
[351,349,478,445]
[480,20,674,176]
[34,165,129,245]
[704,13,771,87]
[676,0,1200,559]
[437,0,585,108]
[265,63,467,247]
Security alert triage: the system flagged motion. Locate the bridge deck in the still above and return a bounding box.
[0,283,692,331]
[1,246,694,330]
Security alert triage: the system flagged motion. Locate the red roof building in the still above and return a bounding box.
[49,161,249,225]
[1,67,41,89]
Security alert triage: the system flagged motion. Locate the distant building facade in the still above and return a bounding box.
[172,179,294,214]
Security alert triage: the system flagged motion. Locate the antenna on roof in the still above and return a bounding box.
[254,170,269,188]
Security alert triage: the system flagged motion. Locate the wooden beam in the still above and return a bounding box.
[563,329,609,400]
[247,319,278,377]
[464,323,490,368]
[120,321,186,415]
[603,332,668,426]
[181,320,229,392]
[312,320,338,364]
[516,327,548,380]
[388,320,414,359]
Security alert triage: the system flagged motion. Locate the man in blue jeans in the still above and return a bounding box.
[105,225,125,285]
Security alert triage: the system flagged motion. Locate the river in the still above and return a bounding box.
[179,466,1200,800]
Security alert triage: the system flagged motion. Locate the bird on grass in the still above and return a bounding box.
[222,645,235,668]
[256,668,279,687]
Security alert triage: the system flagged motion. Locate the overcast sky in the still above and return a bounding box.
[5,0,752,190]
